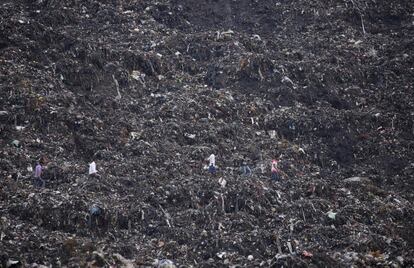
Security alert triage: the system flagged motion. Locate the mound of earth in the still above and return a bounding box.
[0,0,413,267]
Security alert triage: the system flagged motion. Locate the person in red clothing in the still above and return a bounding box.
[271,159,280,181]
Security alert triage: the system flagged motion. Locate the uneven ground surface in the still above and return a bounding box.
[1,0,413,267]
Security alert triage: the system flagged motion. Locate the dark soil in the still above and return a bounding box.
[0,0,413,267]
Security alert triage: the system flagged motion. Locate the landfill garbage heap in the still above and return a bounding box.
[0,0,413,267]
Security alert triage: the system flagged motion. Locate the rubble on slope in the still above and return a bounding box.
[0,0,413,267]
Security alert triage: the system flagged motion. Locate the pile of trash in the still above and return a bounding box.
[0,0,413,267]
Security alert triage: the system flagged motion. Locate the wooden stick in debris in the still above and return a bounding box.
[221,194,225,213]
[147,59,156,75]
[301,206,306,222]
[311,202,317,212]
[112,75,121,100]
[360,13,366,35]
[276,234,282,254]
[159,205,172,227]
[287,240,294,254]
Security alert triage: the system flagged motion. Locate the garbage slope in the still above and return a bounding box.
[0,0,413,267]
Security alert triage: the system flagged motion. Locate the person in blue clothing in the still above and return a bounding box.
[89,204,104,228]
[241,157,252,176]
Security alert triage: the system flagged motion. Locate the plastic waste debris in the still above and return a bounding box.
[327,210,337,220]
[6,259,20,268]
[155,259,176,268]
[11,140,20,147]
[218,177,227,188]
[268,130,277,139]
[344,176,370,183]
[302,251,313,257]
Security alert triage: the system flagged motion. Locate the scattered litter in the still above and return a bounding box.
[0,1,411,267]
[11,140,20,147]
[218,177,227,188]
[327,210,337,220]
[184,133,196,139]
[6,259,20,267]
[302,251,313,258]
[344,177,370,183]
[156,259,176,268]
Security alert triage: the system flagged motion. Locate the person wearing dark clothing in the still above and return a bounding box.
[89,204,104,228]
[241,159,252,176]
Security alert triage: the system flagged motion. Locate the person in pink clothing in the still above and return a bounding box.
[271,159,280,181]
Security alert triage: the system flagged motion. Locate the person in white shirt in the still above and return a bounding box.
[89,161,98,177]
[207,154,216,175]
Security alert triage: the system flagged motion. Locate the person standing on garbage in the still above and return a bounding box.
[207,153,216,175]
[34,161,45,187]
[241,157,252,176]
[271,159,280,181]
[89,161,99,177]
[89,203,104,228]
